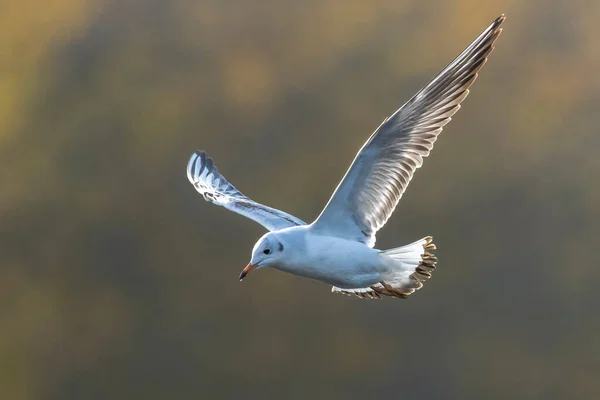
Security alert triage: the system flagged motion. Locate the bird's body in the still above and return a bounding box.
[187,15,504,299]
[264,225,385,288]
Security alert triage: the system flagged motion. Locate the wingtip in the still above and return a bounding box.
[186,152,199,183]
[187,150,211,184]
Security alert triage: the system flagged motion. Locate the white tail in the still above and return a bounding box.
[332,237,437,299]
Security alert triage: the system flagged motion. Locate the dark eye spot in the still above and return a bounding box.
[263,249,271,255]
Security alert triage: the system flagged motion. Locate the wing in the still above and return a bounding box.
[312,15,504,246]
[187,151,305,231]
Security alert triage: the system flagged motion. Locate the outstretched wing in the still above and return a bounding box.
[187,151,305,231]
[312,15,504,247]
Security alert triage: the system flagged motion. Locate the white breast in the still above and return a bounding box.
[276,226,385,288]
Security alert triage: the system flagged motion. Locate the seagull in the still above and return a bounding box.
[187,15,504,299]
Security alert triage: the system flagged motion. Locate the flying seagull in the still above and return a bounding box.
[187,15,504,299]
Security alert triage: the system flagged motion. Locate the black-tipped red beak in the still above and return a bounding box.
[239,262,258,281]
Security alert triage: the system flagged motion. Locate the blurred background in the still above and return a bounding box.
[2,0,599,399]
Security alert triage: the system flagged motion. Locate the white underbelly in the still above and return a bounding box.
[281,235,386,288]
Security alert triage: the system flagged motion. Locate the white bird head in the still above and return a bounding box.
[239,232,285,280]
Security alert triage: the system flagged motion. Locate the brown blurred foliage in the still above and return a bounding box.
[1,0,599,399]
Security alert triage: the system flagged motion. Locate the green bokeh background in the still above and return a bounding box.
[2,1,599,399]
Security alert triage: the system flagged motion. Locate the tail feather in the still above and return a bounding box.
[332,237,438,299]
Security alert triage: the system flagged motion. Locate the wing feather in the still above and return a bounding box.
[312,15,504,246]
[187,151,305,231]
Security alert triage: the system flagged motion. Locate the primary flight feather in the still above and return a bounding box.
[187,15,504,299]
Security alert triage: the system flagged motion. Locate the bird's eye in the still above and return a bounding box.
[263,248,271,255]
